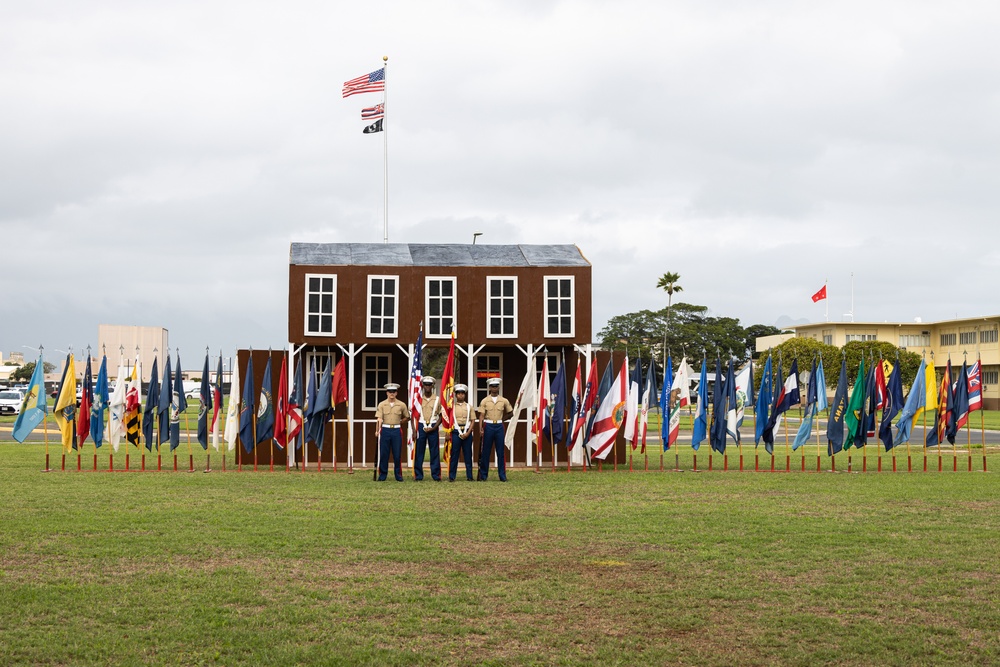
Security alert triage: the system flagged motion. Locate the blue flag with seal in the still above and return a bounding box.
[91,355,109,448]
[256,355,275,445]
[197,352,212,450]
[659,354,673,448]
[239,354,256,454]
[12,354,48,443]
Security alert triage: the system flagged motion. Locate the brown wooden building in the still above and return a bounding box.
[233,242,630,469]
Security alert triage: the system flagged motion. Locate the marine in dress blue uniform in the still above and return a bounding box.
[375,383,407,482]
[448,384,474,481]
[414,377,442,481]
[477,378,513,481]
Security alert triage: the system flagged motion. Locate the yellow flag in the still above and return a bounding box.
[914,361,937,423]
[52,354,77,453]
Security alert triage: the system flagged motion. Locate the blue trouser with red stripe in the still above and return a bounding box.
[478,423,507,481]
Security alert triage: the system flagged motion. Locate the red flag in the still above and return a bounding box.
[274,355,289,448]
[77,356,93,450]
[533,357,550,454]
[332,356,348,406]
[438,328,457,431]
[572,356,598,445]
[811,285,827,302]
[874,360,888,411]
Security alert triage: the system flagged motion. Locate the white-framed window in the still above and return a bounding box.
[899,333,930,348]
[425,276,456,339]
[367,275,399,338]
[304,274,336,336]
[362,353,391,410]
[486,277,517,338]
[474,354,502,405]
[845,330,877,342]
[822,329,833,346]
[543,276,575,337]
[982,328,999,344]
[959,330,977,346]
[940,333,957,347]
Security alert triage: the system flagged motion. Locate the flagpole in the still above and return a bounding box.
[382,55,389,244]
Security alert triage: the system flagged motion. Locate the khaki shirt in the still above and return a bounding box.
[478,395,512,422]
[376,400,408,426]
[420,395,441,424]
[453,401,473,429]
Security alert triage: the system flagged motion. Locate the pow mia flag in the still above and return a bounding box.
[363,119,383,134]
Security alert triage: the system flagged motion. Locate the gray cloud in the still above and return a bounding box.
[3,0,1000,364]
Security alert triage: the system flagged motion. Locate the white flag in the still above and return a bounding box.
[504,364,537,450]
[107,363,127,451]
[224,359,241,451]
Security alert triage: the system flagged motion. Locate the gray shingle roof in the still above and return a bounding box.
[290,243,590,267]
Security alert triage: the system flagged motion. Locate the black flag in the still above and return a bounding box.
[363,119,383,134]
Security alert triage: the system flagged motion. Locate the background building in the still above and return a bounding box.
[790,316,999,409]
[97,325,170,382]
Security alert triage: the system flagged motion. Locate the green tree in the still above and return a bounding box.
[842,341,921,389]
[743,324,783,359]
[598,302,772,363]
[656,272,683,353]
[10,361,56,383]
[757,337,841,390]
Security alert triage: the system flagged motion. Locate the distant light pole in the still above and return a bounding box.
[472,232,483,244]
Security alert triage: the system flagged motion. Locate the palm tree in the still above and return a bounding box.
[656,272,683,365]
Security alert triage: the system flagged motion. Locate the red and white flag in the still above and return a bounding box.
[589,357,628,460]
[533,357,551,454]
[361,103,384,121]
[274,355,289,450]
[811,285,827,302]
[968,359,982,413]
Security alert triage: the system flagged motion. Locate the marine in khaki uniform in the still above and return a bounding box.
[448,384,475,481]
[477,377,513,481]
[375,383,408,482]
[414,377,442,481]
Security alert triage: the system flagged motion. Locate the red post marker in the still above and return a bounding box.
[968,455,972,473]
[206,453,211,473]
[125,453,130,471]
[157,455,161,471]
[770,455,775,472]
[862,454,867,473]
[708,454,712,471]
[892,458,896,473]
[77,455,81,472]
[693,454,697,472]
[189,455,194,472]
[983,454,988,473]
[723,455,728,471]
[109,454,114,471]
[173,455,178,472]
[816,455,821,473]
[93,454,97,471]
[848,455,852,473]
[44,454,50,472]
[62,454,66,471]
[938,455,942,472]
[785,455,790,473]
[801,455,805,472]
[739,454,744,471]
[755,454,759,472]
[953,455,957,472]
[831,455,836,472]
[141,454,146,471]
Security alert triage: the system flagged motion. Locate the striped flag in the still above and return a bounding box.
[967,358,982,413]
[362,103,384,120]
[124,361,141,448]
[343,67,385,98]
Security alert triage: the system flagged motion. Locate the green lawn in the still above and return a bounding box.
[1,441,998,666]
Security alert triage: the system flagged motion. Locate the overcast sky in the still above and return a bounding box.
[3,1,999,366]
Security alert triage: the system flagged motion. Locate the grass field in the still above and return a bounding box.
[1,441,998,666]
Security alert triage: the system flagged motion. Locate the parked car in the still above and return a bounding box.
[0,390,24,415]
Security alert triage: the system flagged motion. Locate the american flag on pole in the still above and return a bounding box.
[343,67,385,98]
[362,103,384,121]
[406,326,424,454]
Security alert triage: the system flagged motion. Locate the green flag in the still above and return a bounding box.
[843,357,866,450]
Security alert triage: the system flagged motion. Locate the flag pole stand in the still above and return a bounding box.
[692,453,697,472]
[740,452,744,472]
[42,416,52,472]
[93,450,97,472]
[831,453,836,473]
[77,452,81,472]
[862,444,867,473]
[723,454,728,471]
[109,452,114,472]
[270,440,274,473]
[142,452,146,471]
[62,453,66,471]
[755,453,759,472]
[982,407,988,472]
[628,450,633,472]
[660,451,664,472]
[206,453,211,473]
[966,423,973,472]
[770,453,775,472]
[847,453,852,473]
[708,452,712,471]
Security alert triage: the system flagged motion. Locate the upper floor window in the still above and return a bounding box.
[305,274,336,336]
[367,275,398,338]
[959,330,977,346]
[981,328,999,344]
[544,276,574,337]
[940,333,957,347]
[426,277,456,338]
[487,277,517,338]
[899,333,930,348]
[845,330,876,343]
